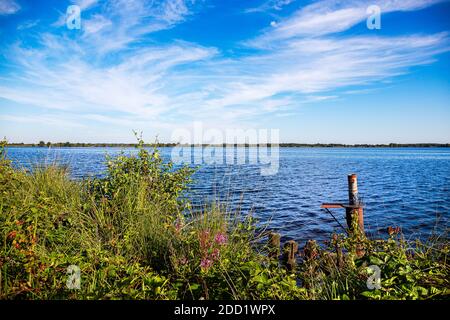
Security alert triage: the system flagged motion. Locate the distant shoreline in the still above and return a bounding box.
[6,143,450,148]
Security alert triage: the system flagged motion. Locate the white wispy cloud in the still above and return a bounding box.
[74,0,99,11]
[0,0,20,15]
[174,32,449,122]
[82,14,112,35]
[0,38,217,118]
[0,0,449,139]
[17,20,40,30]
[0,114,85,128]
[52,0,200,54]
[245,0,295,13]
[51,0,99,27]
[250,0,448,45]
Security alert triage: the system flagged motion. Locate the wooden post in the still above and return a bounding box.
[268,232,281,259]
[283,240,298,270]
[346,174,364,233]
[347,174,366,257]
[303,240,318,261]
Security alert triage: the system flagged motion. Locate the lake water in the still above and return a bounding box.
[5,147,450,244]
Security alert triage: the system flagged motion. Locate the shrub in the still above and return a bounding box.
[299,231,449,300]
[0,138,448,300]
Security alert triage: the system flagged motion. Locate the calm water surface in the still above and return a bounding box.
[6,147,450,244]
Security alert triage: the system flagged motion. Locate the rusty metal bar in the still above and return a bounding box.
[324,208,347,233]
[321,203,360,209]
[321,203,344,209]
[321,174,365,234]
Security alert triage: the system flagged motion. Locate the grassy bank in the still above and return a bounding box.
[0,139,448,300]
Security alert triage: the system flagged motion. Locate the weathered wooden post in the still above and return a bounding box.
[283,240,298,270]
[303,240,318,261]
[268,232,281,259]
[302,240,318,289]
[346,174,364,234]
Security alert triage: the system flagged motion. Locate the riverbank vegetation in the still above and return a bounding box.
[7,142,450,148]
[0,139,448,300]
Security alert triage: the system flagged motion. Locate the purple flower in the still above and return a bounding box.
[211,248,220,260]
[214,233,227,245]
[200,258,213,270]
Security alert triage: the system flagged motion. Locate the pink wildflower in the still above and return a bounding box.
[211,248,220,260]
[214,233,227,245]
[200,258,213,270]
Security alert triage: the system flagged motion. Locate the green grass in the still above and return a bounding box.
[0,138,448,300]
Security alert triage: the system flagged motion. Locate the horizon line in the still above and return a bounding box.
[5,142,450,148]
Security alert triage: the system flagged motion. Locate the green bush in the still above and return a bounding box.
[0,138,448,300]
[0,138,304,299]
[299,232,449,300]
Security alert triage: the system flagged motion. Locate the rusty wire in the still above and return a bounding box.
[323,208,348,234]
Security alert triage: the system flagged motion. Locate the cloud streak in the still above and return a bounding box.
[0,0,449,140]
[245,0,295,13]
[0,0,19,15]
[250,0,448,45]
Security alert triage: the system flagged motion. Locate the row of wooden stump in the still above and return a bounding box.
[267,174,366,270]
[268,233,320,270]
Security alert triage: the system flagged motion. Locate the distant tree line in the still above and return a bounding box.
[7,142,450,148]
[10,142,179,148]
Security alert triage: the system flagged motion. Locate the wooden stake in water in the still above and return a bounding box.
[268,232,281,259]
[283,240,298,270]
[346,174,364,234]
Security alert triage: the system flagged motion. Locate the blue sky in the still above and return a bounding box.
[0,0,449,143]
